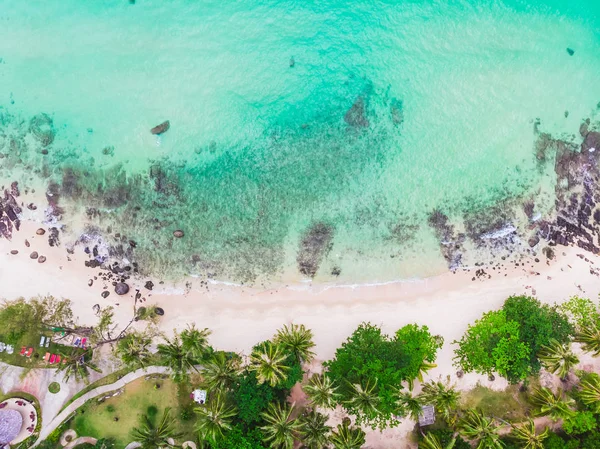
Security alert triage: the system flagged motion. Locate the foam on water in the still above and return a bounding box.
[0,0,599,284]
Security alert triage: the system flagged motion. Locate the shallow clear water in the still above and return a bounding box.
[0,0,599,283]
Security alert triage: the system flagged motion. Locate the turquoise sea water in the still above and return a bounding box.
[0,1,599,283]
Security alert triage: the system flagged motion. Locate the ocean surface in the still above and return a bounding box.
[0,0,599,284]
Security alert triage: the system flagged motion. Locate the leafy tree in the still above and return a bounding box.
[157,333,198,383]
[249,341,290,387]
[559,296,600,329]
[298,409,331,449]
[453,310,530,383]
[210,425,267,449]
[200,351,242,392]
[509,419,548,449]
[324,322,442,429]
[56,348,101,382]
[115,331,153,368]
[231,370,276,426]
[529,387,575,421]
[420,379,460,424]
[0,296,75,344]
[260,402,302,449]
[303,373,339,409]
[330,418,366,449]
[578,373,600,413]
[130,407,180,449]
[562,411,596,435]
[502,295,573,373]
[194,394,237,445]
[274,323,316,364]
[458,409,502,449]
[180,324,212,361]
[542,433,579,449]
[538,339,579,379]
[454,296,574,384]
[575,323,600,357]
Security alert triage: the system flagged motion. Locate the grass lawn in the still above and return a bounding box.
[69,376,198,448]
[461,383,532,422]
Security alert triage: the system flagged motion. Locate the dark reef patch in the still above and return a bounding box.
[297,222,334,278]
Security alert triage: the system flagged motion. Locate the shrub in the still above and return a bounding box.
[48,382,61,394]
[146,405,158,418]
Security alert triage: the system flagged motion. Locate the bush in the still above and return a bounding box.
[180,405,194,421]
[146,404,158,418]
[564,412,597,435]
[105,404,115,413]
[48,382,61,394]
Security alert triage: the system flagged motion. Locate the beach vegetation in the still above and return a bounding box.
[559,296,600,330]
[115,330,154,368]
[180,324,212,360]
[330,418,366,449]
[324,322,442,428]
[509,419,549,449]
[259,402,302,449]
[56,347,101,382]
[298,409,331,449]
[537,339,579,380]
[574,323,600,357]
[457,409,502,449]
[529,386,575,421]
[157,332,200,383]
[303,373,340,409]
[274,323,316,364]
[130,407,180,449]
[395,389,423,422]
[248,341,290,387]
[200,351,243,392]
[194,393,237,445]
[420,379,460,424]
[454,296,573,383]
[419,429,471,449]
[48,381,61,394]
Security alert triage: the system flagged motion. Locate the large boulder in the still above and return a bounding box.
[115,283,130,295]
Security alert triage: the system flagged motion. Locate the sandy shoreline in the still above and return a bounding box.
[2,219,600,447]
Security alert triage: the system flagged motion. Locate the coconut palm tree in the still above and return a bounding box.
[200,351,242,392]
[157,334,198,383]
[420,379,460,424]
[538,339,579,380]
[578,374,600,413]
[274,323,316,364]
[420,432,456,449]
[407,361,437,391]
[510,419,549,449]
[194,394,237,445]
[115,331,153,368]
[344,380,380,417]
[330,418,365,449]
[529,386,575,421]
[395,389,423,422]
[131,407,180,449]
[298,409,331,449]
[458,409,502,449]
[56,348,101,382]
[180,324,212,361]
[249,341,289,387]
[303,373,340,409]
[260,402,303,449]
[574,324,600,356]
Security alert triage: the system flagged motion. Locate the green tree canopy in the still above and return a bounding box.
[453,296,574,383]
[323,322,442,429]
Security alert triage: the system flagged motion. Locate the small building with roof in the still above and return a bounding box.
[418,405,436,427]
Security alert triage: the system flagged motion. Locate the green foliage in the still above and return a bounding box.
[298,409,331,449]
[577,373,600,413]
[248,341,290,387]
[420,379,460,424]
[278,356,303,391]
[48,382,61,394]
[303,373,339,409]
[195,395,237,445]
[458,409,502,449]
[157,333,198,383]
[180,324,212,361]
[560,296,600,329]
[324,322,442,429]
[543,433,579,449]
[503,295,573,372]
[510,419,549,449]
[231,370,276,426]
[563,412,597,435]
[453,310,530,383]
[94,438,116,449]
[259,402,302,449]
[200,351,242,392]
[274,323,316,364]
[115,331,153,368]
[210,425,267,449]
[130,407,181,449]
[529,387,575,421]
[538,340,579,379]
[420,429,470,449]
[454,296,574,383]
[146,405,158,418]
